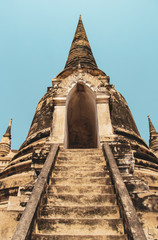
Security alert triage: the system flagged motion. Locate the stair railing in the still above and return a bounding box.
[12,143,59,240]
[103,142,147,240]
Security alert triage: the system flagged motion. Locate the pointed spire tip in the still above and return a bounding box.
[64,15,98,69]
[3,118,12,139]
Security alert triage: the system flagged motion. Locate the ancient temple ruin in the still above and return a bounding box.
[0,16,158,240]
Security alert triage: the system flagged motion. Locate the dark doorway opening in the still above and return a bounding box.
[66,83,98,148]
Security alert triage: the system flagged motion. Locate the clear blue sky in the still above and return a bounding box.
[0,0,158,149]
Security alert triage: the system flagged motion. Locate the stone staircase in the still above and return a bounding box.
[31,149,128,240]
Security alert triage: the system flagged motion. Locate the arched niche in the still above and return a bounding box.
[64,82,99,148]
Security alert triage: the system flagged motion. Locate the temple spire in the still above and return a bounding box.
[3,118,12,139]
[0,118,12,156]
[148,115,158,158]
[65,15,98,69]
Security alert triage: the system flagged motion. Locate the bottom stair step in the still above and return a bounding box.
[36,218,124,235]
[31,234,128,240]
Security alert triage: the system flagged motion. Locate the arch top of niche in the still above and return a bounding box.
[67,79,96,96]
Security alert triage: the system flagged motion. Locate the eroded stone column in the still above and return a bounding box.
[96,94,113,143]
[50,97,66,144]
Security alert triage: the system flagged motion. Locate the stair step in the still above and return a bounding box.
[58,149,103,153]
[56,159,105,165]
[40,206,120,219]
[53,166,107,171]
[57,156,105,160]
[58,151,103,154]
[52,171,110,178]
[51,177,112,185]
[55,161,106,166]
[58,154,103,158]
[59,149,102,153]
[32,234,128,240]
[35,218,124,235]
[46,194,117,206]
[48,185,114,194]
[31,234,128,240]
